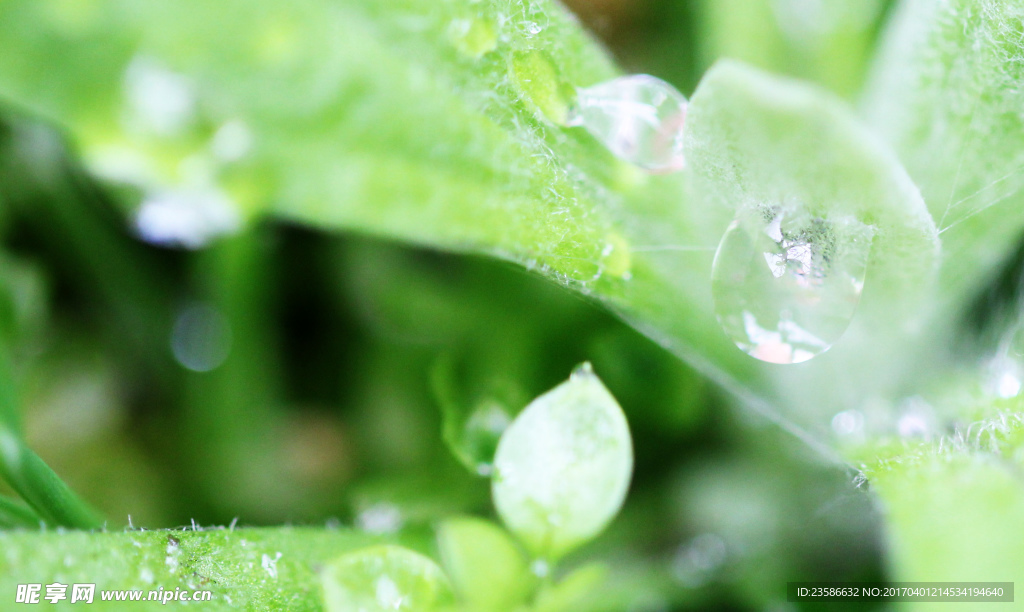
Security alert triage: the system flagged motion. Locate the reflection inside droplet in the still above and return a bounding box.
[711,206,874,364]
[171,303,232,372]
[568,74,687,173]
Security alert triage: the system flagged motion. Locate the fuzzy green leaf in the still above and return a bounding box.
[0,527,385,611]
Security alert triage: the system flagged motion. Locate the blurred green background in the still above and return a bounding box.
[0,0,903,610]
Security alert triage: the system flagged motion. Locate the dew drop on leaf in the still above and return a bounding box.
[567,74,687,173]
[523,21,542,36]
[711,206,874,364]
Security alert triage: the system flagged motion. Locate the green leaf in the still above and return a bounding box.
[0,527,383,611]
[492,363,632,560]
[321,545,455,612]
[436,516,533,610]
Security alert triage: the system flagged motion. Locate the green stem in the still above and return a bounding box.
[0,341,21,436]
[182,229,287,519]
[0,493,40,528]
[0,338,101,529]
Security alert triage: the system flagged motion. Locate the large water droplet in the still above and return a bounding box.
[711,206,874,364]
[567,75,687,173]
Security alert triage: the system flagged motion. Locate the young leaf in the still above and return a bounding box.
[321,545,455,612]
[491,364,632,561]
[436,516,533,610]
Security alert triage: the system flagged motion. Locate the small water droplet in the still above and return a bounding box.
[171,303,232,373]
[211,120,254,162]
[570,361,595,380]
[523,21,542,36]
[530,559,550,578]
[124,57,195,136]
[984,323,1024,398]
[831,409,863,438]
[134,187,241,249]
[449,17,498,58]
[989,363,1022,398]
[671,533,727,588]
[510,50,574,124]
[711,207,874,364]
[894,396,936,440]
[356,503,403,535]
[567,75,687,173]
[601,232,632,280]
